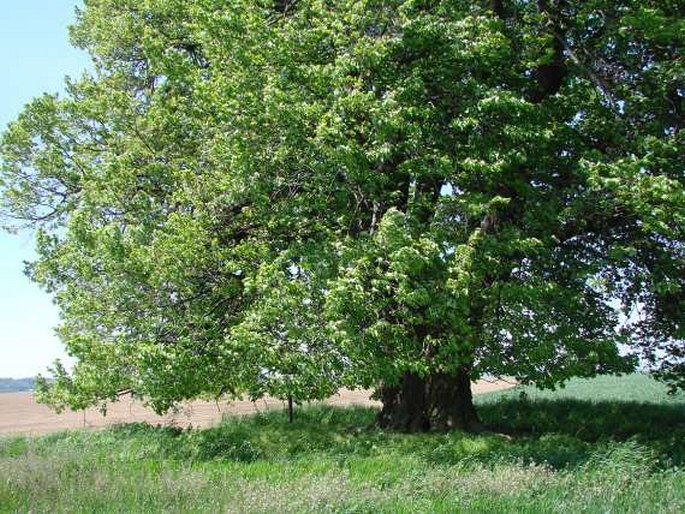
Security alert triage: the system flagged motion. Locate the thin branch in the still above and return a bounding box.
[553,32,620,114]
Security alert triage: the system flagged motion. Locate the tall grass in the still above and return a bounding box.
[1,374,684,513]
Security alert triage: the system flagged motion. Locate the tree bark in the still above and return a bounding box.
[376,368,483,432]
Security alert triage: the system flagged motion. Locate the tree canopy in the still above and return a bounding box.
[1,0,683,429]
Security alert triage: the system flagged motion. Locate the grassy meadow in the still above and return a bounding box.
[1,373,684,513]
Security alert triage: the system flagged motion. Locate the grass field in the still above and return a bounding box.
[1,374,684,513]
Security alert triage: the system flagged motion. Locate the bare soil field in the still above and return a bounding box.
[0,380,514,436]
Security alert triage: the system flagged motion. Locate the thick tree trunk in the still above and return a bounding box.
[376,368,483,432]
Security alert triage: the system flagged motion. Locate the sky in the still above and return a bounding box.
[0,1,90,377]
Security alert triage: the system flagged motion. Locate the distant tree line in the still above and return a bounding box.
[0,378,35,393]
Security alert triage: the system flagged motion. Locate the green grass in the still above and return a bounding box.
[1,373,684,513]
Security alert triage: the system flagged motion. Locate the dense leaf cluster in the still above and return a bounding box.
[1,0,683,412]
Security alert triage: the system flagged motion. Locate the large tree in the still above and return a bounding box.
[1,0,683,430]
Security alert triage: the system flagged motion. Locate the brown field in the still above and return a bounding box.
[0,380,514,436]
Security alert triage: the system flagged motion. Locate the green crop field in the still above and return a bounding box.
[2,374,684,513]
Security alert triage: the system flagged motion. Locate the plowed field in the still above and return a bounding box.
[0,380,514,435]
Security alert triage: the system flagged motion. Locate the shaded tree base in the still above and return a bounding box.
[376,370,484,433]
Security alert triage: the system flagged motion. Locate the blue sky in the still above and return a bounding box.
[0,1,90,377]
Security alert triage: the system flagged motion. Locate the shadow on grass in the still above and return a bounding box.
[479,397,685,442]
[95,398,685,471]
[104,406,380,463]
[476,397,685,468]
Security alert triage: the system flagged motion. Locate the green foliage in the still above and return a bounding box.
[0,0,683,411]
